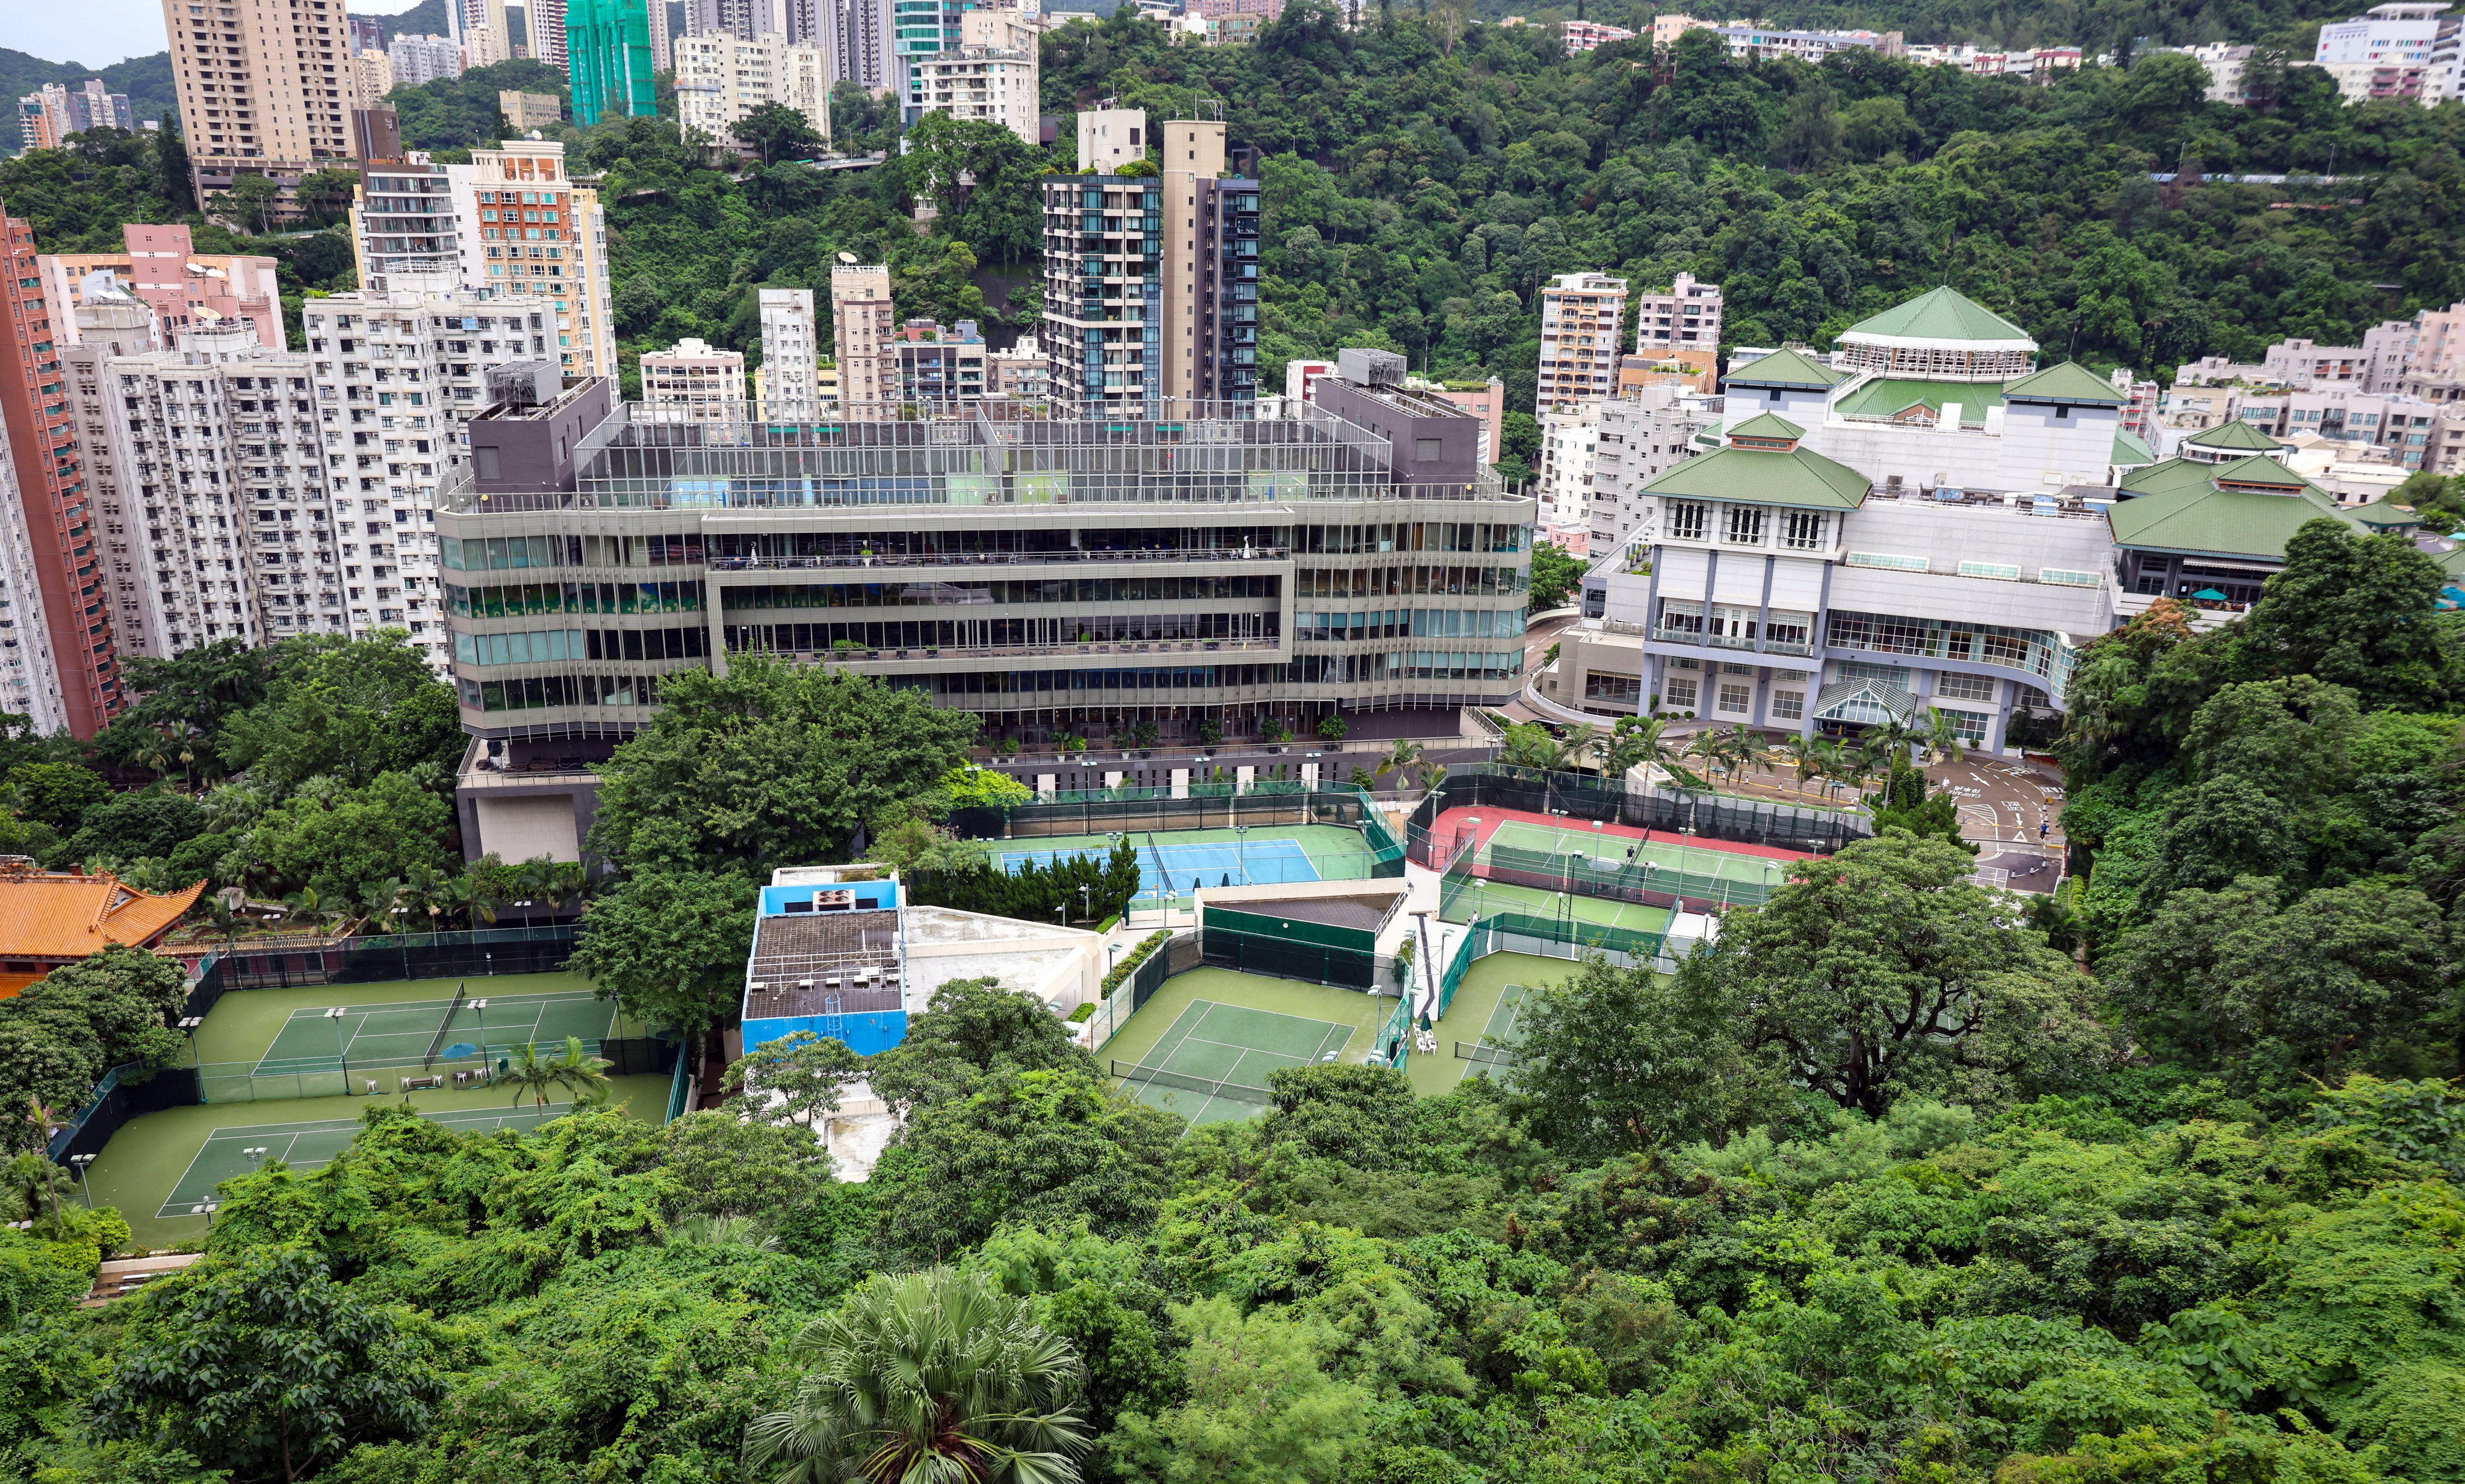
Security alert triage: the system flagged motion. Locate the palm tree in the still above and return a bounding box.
[1683,729,1728,789]
[513,857,558,926]
[279,886,326,938]
[1551,723,1605,776]
[668,1213,779,1250]
[1379,737,1425,791]
[1421,759,1450,794]
[551,1036,615,1107]
[1913,706,1968,768]
[1779,735,1827,797]
[501,1042,566,1112]
[1723,724,1769,786]
[745,1266,1091,1484]
[448,874,501,931]
[1,1152,71,1232]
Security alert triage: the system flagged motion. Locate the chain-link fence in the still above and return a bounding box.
[1404,766,1869,865]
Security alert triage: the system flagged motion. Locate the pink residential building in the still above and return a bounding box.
[37,223,283,350]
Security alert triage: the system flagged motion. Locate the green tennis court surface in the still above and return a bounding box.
[156,1104,574,1217]
[1111,999,1356,1125]
[999,824,1376,900]
[1438,879,1675,936]
[1486,818,1788,884]
[1456,982,1530,1082]
[254,988,615,1076]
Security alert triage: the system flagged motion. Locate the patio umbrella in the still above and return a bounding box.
[2191,588,2228,601]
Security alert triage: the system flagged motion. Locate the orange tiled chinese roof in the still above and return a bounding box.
[0,870,205,962]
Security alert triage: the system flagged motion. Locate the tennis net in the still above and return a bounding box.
[423,982,468,1070]
[1110,1059,1273,1105]
[1453,1040,1511,1066]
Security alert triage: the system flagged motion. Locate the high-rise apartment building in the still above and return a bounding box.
[529,0,571,66]
[450,0,515,66]
[351,157,460,292]
[164,0,356,203]
[639,338,748,424]
[443,141,616,379]
[1536,271,1628,412]
[60,277,168,659]
[388,33,466,84]
[1586,383,1719,553]
[1041,111,1259,413]
[892,0,964,104]
[0,205,122,737]
[300,283,554,670]
[565,0,660,123]
[904,8,1037,143]
[1631,271,1722,352]
[674,34,833,146]
[760,289,819,419]
[14,96,63,153]
[37,224,285,352]
[20,81,137,146]
[829,264,893,415]
[499,90,564,128]
[86,321,348,653]
[349,12,385,51]
[890,319,987,406]
[349,49,397,111]
[837,0,895,89]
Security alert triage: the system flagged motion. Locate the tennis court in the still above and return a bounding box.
[1111,999,1358,1125]
[1454,982,1530,1083]
[252,986,615,1076]
[156,1104,572,1217]
[999,824,1372,903]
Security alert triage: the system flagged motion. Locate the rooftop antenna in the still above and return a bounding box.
[837,251,857,264]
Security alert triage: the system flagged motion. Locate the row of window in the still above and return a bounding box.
[458,673,666,713]
[1295,607,1527,642]
[1826,610,2059,678]
[719,575,1281,610]
[718,613,1274,652]
[442,533,703,571]
[1666,501,1832,550]
[1844,551,2103,586]
[453,625,709,667]
[444,580,705,617]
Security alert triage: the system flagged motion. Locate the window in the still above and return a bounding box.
[1655,598,1704,637]
[1769,688,1805,721]
[1716,681,1753,714]
[1724,505,1766,545]
[2039,567,2101,587]
[1782,510,1828,549]
[1663,676,1699,710]
[1957,560,2021,581]
[1585,673,1642,704]
[1666,500,1708,541]
[1413,437,1443,462]
[1935,672,1997,702]
[1935,708,1989,744]
[1847,551,1929,572]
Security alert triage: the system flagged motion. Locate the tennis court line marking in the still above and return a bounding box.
[157,1105,577,1216]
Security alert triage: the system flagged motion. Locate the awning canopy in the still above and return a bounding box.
[1812,677,1919,728]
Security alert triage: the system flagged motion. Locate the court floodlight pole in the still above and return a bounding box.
[473,998,490,1071]
[69,1154,94,1208]
[326,1006,352,1093]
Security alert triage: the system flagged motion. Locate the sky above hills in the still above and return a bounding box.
[25,0,425,70]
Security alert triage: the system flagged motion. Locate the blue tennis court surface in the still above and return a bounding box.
[1002,839,1321,900]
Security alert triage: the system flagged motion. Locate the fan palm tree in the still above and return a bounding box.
[1723,725,1769,785]
[501,1042,567,1112]
[1421,759,1450,794]
[1913,706,1968,768]
[1779,735,1828,797]
[448,874,501,931]
[279,886,326,938]
[551,1036,615,1107]
[1683,729,1729,788]
[744,1266,1091,1484]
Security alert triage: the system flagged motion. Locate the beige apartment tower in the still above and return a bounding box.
[162,0,356,202]
[1536,271,1629,412]
[830,264,893,415]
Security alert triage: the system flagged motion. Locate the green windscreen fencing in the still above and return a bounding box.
[947,786,1407,881]
[1474,841,1780,910]
[1436,907,1669,971]
[1205,905,1377,955]
[665,1048,696,1122]
[1404,765,1870,865]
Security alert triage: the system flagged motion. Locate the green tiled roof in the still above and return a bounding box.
[2352,498,2423,530]
[1640,443,1871,511]
[2106,455,2357,560]
[2003,362,2127,405]
[1832,377,2005,425]
[2112,430,2156,466]
[1841,286,2034,345]
[1722,345,1842,389]
[1724,412,1804,444]
[2184,420,2285,453]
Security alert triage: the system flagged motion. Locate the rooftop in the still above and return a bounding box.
[1641,438,1871,511]
[2107,455,2357,560]
[745,911,904,1017]
[1839,286,2036,350]
[0,870,203,973]
[1832,377,2005,425]
[2002,362,2129,406]
[1723,345,1843,390]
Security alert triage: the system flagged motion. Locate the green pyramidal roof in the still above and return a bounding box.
[1842,286,2035,345]
[1723,345,1841,389]
[2003,362,2126,405]
[1641,441,1871,511]
[2112,429,2156,466]
[2107,455,2355,560]
[1724,412,1804,444]
[2185,420,2286,452]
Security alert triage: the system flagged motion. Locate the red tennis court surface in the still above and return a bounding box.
[1427,806,1812,865]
